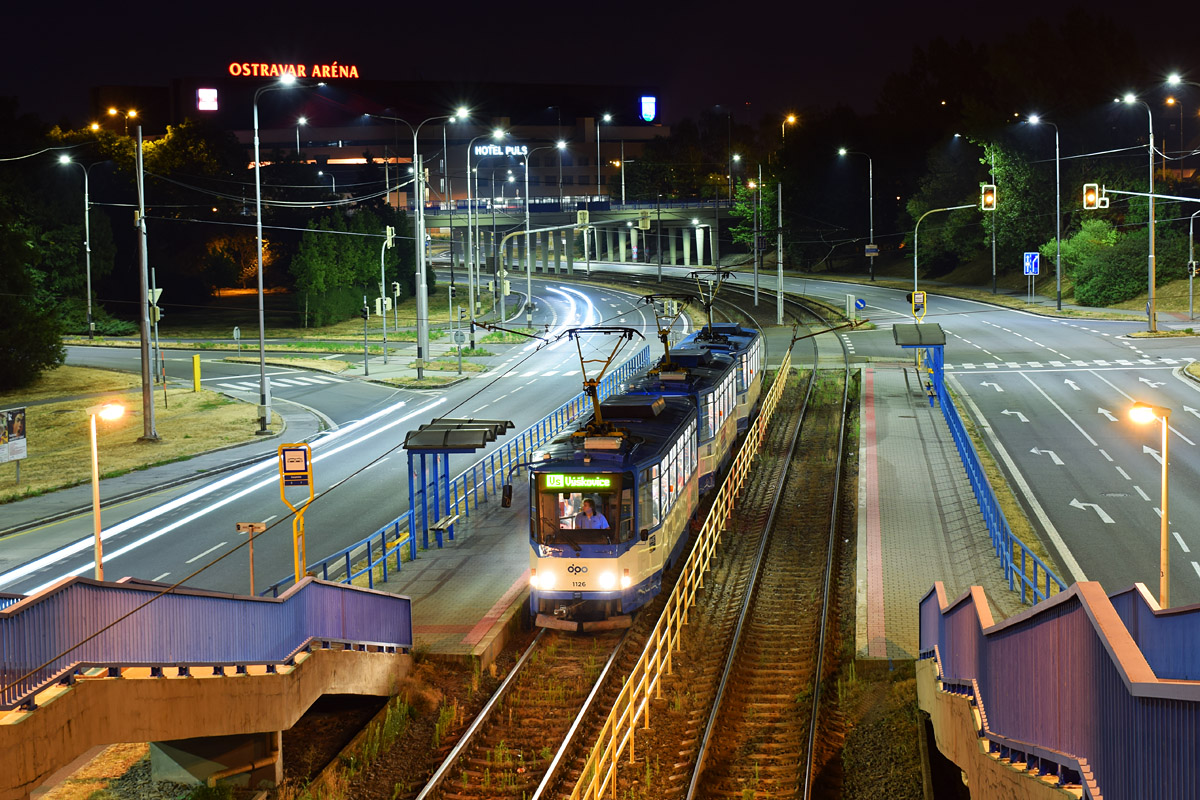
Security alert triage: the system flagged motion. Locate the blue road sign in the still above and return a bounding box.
[855,298,867,310]
[1023,252,1040,276]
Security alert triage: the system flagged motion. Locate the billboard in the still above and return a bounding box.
[0,407,27,464]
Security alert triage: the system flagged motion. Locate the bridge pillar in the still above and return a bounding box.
[618,228,627,262]
[516,236,526,279]
[695,226,706,266]
[669,227,678,265]
[540,231,550,274]
[505,239,515,285]
[630,229,639,263]
[151,730,282,789]
[682,226,692,266]
[566,231,574,274]
[606,228,616,262]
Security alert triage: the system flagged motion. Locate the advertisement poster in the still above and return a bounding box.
[0,408,27,464]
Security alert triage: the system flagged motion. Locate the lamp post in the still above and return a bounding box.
[1026,116,1062,310]
[1165,97,1184,181]
[1118,94,1157,332]
[296,116,307,155]
[838,148,875,281]
[656,193,663,283]
[466,129,506,346]
[58,156,96,339]
[523,141,567,326]
[1130,402,1173,607]
[596,113,611,199]
[368,109,468,379]
[88,402,124,580]
[730,153,741,207]
[107,107,137,135]
[318,170,335,195]
[914,204,975,294]
[782,114,797,141]
[253,73,304,434]
[1189,208,1199,320]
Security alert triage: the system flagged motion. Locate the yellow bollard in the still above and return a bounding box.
[192,354,201,391]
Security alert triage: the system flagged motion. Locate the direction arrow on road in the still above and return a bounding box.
[1002,410,1029,423]
[1070,498,1115,524]
[1185,406,1200,420]
[981,382,1005,393]
[1098,408,1117,422]
[1138,376,1165,388]
[1143,445,1164,466]
[1031,447,1064,465]
[1064,379,1080,391]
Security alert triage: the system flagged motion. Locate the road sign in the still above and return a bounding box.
[1023,252,1040,276]
[233,326,240,341]
[453,329,467,346]
[148,288,162,305]
[865,243,879,257]
[280,446,311,487]
[855,298,867,310]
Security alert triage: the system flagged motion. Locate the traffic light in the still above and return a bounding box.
[638,210,651,230]
[1082,183,1099,210]
[449,284,457,298]
[392,281,400,296]
[502,279,511,295]
[577,210,590,225]
[980,184,997,211]
[149,306,163,323]
[385,225,395,249]
[361,305,370,320]
[1190,261,1198,278]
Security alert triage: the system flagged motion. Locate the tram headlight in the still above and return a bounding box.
[599,571,617,590]
[620,570,632,589]
[538,571,556,590]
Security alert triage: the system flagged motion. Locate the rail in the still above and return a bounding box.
[568,345,793,800]
[261,345,652,597]
[0,576,412,711]
[919,580,1200,800]
[934,362,1065,603]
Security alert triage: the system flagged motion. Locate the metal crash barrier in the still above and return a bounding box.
[570,347,793,800]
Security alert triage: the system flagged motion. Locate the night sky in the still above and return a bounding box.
[2,1,1196,127]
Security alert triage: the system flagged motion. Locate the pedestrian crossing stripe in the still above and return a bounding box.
[950,358,1180,370]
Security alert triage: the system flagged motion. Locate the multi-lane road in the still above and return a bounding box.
[2,265,1197,607]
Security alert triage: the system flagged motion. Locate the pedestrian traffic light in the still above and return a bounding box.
[1082,183,1100,210]
[980,184,997,211]
[361,305,369,320]
[502,280,511,295]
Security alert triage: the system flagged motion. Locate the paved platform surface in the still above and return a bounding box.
[856,364,1023,660]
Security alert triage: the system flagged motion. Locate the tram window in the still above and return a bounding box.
[535,472,627,546]
[640,466,660,529]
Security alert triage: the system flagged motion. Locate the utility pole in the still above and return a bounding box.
[135,126,157,440]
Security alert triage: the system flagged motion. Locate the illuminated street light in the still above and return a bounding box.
[107,107,137,135]
[522,141,568,326]
[596,113,612,198]
[296,116,307,155]
[782,114,797,140]
[1026,115,1062,309]
[1130,401,1173,607]
[57,156,97,339]
[87,402,125,580]
[838,148,876,281]
[1116,94,1158,331]
[318,170,336,195]
[465,128,506,345]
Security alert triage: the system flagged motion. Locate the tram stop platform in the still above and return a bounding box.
[357,357,1027,669]
[856,364,1023,660]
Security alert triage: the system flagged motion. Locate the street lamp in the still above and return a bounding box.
[253,72,303,434]
[1165,98,1184,181]
[838,148,875,281]
[782,114,797,140]
[523,141,567,325]
[596,113,612,199]
[1117,94,1157,332]
[107,107,137,135]
[368,108,469,379]
[57,156,96,339]
[1130,401,1173,608]
[88,402,124,580]
[730,153,741,206]
[913,204,975,295]
[1026,116,1062,310]
[318,170,336,195]
[296,116,307,156]
[1189,208,1199,320]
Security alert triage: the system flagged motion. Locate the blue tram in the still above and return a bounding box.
[681,323,763,433]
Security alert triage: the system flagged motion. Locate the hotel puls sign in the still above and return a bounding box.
[227,62,360,79]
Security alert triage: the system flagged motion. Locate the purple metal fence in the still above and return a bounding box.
[0,576,411,711]
[919,581,1200,800]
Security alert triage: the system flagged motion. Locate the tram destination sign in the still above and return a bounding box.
[540,474,613,491]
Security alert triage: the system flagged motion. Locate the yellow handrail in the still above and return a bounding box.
[570,347,794,799]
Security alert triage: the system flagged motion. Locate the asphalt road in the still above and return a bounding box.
[0,278,682,596]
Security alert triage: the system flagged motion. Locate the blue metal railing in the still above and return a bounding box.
[0,576,411,711]
[919,581,1200,800]
[928,351,1065,603]
[262,345,653,597]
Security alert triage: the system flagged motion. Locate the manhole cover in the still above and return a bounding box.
[1102,492,1128,498]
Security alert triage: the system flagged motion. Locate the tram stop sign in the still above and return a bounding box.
[453,329,467,346]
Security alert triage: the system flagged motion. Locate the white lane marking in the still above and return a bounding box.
[1099,449,1113,462]
[153,572,171,582]
[1192,561,1200,579]
[1020,373,1098,446]
[472,405,489,413]
[1135,486,1151,502]
[271,379,304,386]
[186,542,228,564]
[951,376,1087,583]
[261,515,277,525]
[1174,533,1190,553]
[541,371,559,376]
[1116,466,1131,480]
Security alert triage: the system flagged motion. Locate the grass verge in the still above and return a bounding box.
[222,356,350,373]
[0,367,281,504]
[379,376,462,388]
[409,359,487,373]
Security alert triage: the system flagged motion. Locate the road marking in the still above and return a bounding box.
[153,572,170,582]
[541,371,559,376]
[472,405,489,413]
[1070,499,1115,524]
[1143,445,1164,466]
[1174,533,1190,553]
[1139,376,1165,388]
[1192,561,1200,579]
[1098,408,1117,422]
[1099,449,1113,462]
[1064,378,1079,390]
[218,383,248,391]
[261,515,277,525]
[1021,374,1098,446]
[1135,486,1151,502]
[980,381,1004,392]
[1002,410,1028,423]
[1115,466,1131,480]
[186,542,228,564]
[1030,447,1063,465]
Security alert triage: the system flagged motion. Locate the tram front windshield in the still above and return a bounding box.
[534,472,623,547]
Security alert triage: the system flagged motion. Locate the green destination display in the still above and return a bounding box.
[541,474,613,490]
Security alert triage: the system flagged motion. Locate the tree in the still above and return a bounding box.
[729,183,777,249]
[0,201,65,390]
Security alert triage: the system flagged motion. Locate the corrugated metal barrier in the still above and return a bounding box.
[0,576,411,711]
[920,580,1200,799]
